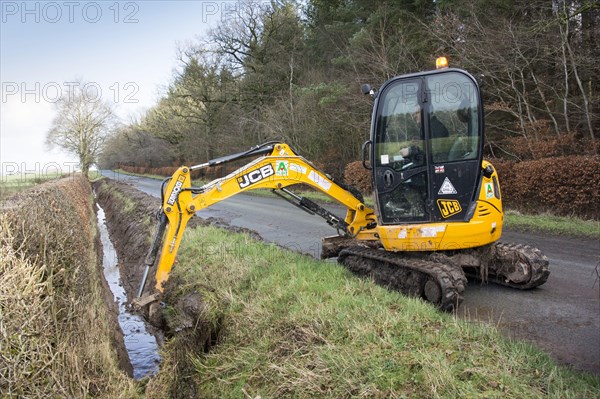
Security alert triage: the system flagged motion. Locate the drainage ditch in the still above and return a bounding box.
[96,203,161,380]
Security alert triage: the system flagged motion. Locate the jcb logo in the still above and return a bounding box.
[237,164,274,189]
[437,199,462,218]
[167,175,186,206]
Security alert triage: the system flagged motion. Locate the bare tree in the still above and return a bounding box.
[46,81,117,175]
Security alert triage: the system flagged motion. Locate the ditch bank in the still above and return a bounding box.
[0,175,225,397]
[0,176,138,398]
[93,179,229,397]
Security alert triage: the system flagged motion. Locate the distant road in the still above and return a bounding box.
[101,170,600,375]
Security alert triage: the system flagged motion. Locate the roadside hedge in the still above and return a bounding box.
[343,161,372,194]
[492,156,600,220]
[343,156,600,220]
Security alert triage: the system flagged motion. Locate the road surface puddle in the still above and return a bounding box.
[96,203,161,379]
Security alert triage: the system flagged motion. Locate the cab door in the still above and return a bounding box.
[371,69,483,225]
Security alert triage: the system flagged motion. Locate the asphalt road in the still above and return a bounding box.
[101,170,600,375]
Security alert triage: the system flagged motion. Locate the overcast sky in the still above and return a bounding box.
[0,0,236,176]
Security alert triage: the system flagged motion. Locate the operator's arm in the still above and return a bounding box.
[399,144,425,165]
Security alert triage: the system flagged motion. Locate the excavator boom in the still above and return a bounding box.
[136,142,377,297]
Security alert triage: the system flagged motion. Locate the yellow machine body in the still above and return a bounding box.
[152,143,503,292]
[376,159,502,252]
[133,65,549,312]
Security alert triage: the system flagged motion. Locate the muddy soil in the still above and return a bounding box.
[94,179,162,301]
[94,179,247,395]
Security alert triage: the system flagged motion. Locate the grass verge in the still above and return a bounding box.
[151,224,599,398]
[504,210,599,239]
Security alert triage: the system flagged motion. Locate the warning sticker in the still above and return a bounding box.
[308,170,332,192]
[289,163,307,175]
[438,177,457,195]
[275,160,289,176]
[485,182,494,199]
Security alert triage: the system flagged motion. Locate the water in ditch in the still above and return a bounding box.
[96,203,161,380]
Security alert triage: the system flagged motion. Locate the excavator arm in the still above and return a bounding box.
[136,142,377,299]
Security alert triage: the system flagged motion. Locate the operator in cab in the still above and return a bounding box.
[399,104,449,161]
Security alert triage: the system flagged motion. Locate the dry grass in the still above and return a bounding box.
[0,176,140,398]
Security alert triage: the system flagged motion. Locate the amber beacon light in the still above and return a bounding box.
[436,56,449,69]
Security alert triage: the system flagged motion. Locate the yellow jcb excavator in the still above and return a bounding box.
[135,61,549,311]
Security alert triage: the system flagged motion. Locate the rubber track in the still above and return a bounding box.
[481,242,550,289]
[338,247,467,312]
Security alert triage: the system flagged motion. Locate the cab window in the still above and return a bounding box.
[426,73,480,163]
[375,80,424,172]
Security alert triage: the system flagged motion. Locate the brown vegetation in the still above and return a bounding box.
[493,156,600,220]
[343,160,372,194]
[0,176,138,397]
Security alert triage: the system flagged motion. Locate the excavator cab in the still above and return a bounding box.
[367,68,483,225]
[358,66,504,255]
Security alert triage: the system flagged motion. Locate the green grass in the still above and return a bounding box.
[88,169,106,182]
[157,225,599,398]
[114,168,168,181]
[504,210,599,239]
[0,171,66,199]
